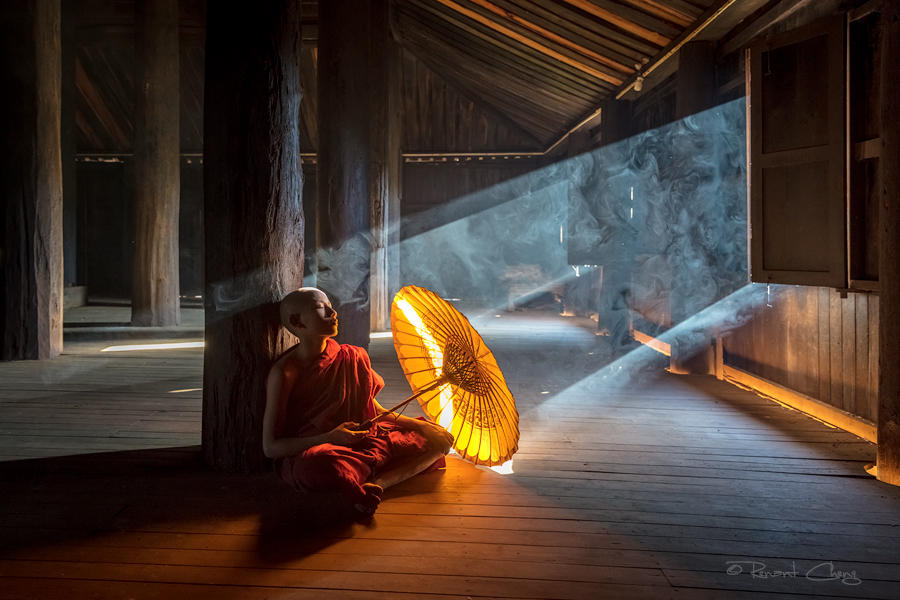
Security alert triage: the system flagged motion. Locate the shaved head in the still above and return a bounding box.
[280,287,337,338]
[280,287,327,328]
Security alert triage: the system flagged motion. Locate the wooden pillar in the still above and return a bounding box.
[600,98,632,146]
[0,0,63,361]
[202,1,303,473]
[669,40,718,374]
[132,0,180,326]
[676,41,717,119]
[369,0,402,332]
[877,2,900,486]
[61,0,78,288]
[317,0,375,348]
[302,162,318,287]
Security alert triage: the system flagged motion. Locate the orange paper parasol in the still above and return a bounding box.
[374,285,519,466]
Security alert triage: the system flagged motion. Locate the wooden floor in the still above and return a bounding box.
[2,309,900,599]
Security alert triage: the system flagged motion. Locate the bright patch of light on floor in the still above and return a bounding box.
[101,341,205,352]
[168,388,202,393]
[531,285,767,410]
[490,459,514,474]
[369,331,392,339]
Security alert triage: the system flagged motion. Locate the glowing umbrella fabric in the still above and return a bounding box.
[386,285,519,466]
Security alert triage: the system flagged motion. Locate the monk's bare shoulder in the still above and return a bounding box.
[269,345,301,383]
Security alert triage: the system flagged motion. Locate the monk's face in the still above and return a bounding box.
[295,290,338,337]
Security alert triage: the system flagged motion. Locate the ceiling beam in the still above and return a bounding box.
[403,1,608,98]
[510,0,655,62]
[74,58,130,150]
[466,0,632,74]
[618,0,698,28]
[615,0,741,99]
[400,40,551,145]
[430,0,624,85]
[559,0,672,47]
[400,11,587,119]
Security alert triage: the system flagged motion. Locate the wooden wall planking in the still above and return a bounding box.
[722,285,879,423]
[399,49,542,152]
[299,47,543,154]
[400,161,536,240]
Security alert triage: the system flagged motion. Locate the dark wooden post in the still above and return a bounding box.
[669,40,718,374]
[302,162,318,287]
[0,0,63,361]
[132,0,180,326]
[676,41,717,119]
[877,2,900,486]
[600,98,632,146]
[61,0,78,289]
[202,1,304,473]
[369,0,403,332]
[317,0,374,348]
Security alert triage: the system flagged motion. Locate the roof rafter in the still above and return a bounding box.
[405,0,611,95]
[509,0,655,62]
[75,59,130,150]
[430,0,624,85]
[467,0,633,74]
[560,0,673,47]
[619,0,699,27]
[399,7,594,113]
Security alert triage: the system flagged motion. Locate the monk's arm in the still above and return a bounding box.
[373,400,454,448]
[262,365,321,458]
[262,365,366,459]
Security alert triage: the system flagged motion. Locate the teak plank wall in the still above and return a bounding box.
[401,161,535,237]
[723,285,879,422]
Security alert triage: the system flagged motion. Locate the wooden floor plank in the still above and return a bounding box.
[1,310,899,598]
[0,576,486,600]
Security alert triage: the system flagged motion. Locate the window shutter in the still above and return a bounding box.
[748,16,846,286]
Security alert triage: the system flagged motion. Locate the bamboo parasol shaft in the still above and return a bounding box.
[361,375,449,428]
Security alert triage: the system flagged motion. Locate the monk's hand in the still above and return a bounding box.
[328,421,368,446]
[418,420,454,449]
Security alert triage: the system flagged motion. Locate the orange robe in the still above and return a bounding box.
[275,339,438,503]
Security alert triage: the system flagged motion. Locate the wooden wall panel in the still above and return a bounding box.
[817,286,831,404]
[829,291,844,409]
[869,294,879,421]
[401,161,535,239]
[723,285,879,422]
[400,49,541,153]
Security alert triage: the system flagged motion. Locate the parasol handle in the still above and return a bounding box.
[360,376,449,429]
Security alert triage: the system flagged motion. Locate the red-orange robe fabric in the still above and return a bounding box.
[274,338,439,503]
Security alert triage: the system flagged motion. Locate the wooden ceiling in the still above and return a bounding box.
[74,0,749,155]
[390,0,720,147]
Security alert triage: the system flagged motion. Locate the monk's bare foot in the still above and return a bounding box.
[362,482,384,499]
[353,483,384,519]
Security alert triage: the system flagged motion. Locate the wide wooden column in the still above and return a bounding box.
[877,2,900,486]
[61,0,78,288]
[676,41,717,119]
[669,41,719,375]
[0,0,63,361]
[369,0,403,332]
[202,1,303,473]
[600,98,631,146]
[132,0,180,326]
[318,0,395,347]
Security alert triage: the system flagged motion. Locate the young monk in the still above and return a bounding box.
[262,287,453,517]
